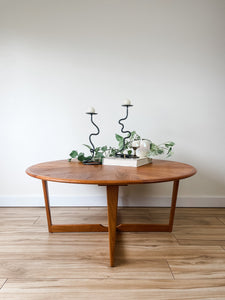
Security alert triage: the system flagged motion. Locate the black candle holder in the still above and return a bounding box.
[83,112,101,165]
[116,104,134,158]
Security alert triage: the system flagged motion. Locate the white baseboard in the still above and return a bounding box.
[0,195,225,207]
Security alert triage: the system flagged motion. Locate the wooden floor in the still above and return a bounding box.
[1,207,225,299]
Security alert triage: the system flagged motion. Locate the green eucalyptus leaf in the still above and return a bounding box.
[157,148,164,155]
[165,142,175,147]
[84,155,92,161]
[95,147,100,153]
[150,143,156,150]
[130,131,136,138]
[101,146,107,152]
[124,141,129,148]
[109,148,117,156]
[77,152,85,161]
[115,134,123,142]
[83,144,91,149]
[95,152,104,159]
[166,147,173,157]
[118,140,124,150]
[69,150,78,158]
[167,147,172,154]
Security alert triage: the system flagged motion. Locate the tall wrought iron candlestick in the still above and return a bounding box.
[83,112,101,165]
[116,104,133,157]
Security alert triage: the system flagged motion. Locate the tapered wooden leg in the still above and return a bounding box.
[42,180,53,233]
[107,185,119,267]
[168,180,179,232]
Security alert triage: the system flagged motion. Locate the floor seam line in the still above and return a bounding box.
[166,260,175,280]
[216,216,225,225]
[0,279,8,290]
[33,216,41,225]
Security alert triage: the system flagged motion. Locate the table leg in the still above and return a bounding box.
[41,180,108,233]
[168,180,179,232]
[107,185,119,267]
[42,180,53,233]
[116,180,180,232]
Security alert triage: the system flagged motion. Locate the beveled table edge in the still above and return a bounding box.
[26,159,197,185]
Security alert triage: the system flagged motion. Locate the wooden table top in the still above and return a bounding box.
[26,159,196,185]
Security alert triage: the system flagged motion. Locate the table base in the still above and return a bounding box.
[49,223,173,233]
[42,180,179,267]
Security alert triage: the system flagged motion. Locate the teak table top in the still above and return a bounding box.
[26,159,196,185]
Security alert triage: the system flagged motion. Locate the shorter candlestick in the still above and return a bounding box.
[83,111,101,165]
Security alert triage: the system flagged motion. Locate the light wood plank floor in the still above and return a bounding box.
[1,207,225,299]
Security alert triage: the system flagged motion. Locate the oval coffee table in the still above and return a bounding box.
[26,159,196,266]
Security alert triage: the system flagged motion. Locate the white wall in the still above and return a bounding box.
[0,0,225,207]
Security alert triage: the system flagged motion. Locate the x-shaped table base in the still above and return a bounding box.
[42,180,179,267]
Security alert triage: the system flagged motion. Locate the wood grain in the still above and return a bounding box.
[168,257,225,279]
[173,226,225,240]
[0,243,223,261]
[42,180,52,232]
[26,159,196,185]
[1,207,225,299]
[107,185,119,266]
[2,279,225,299]
[0,232,177,247]
[0,217,37,225]
[33,208,224,226]
[5,278,225,292]
[0,259,172,279]
[51,224,108,232]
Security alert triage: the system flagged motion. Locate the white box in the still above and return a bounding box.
[102,157,152,167]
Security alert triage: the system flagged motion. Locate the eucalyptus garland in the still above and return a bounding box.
[69,131,175,163]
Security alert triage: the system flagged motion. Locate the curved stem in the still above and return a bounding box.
[117,106,131,155]
[88,114,100,161]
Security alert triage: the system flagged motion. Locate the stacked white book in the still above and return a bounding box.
[102,157,152,167]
